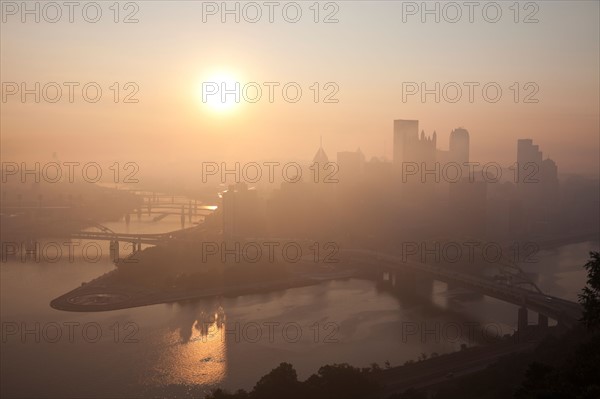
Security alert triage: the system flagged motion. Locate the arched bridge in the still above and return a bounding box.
[341,248,582,328]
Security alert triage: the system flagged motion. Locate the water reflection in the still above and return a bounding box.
[142,304,227,387]
[1,240,597,397]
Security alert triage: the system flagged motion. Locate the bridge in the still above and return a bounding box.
[2,212,211,261]
[68,231,168,245]
[341,248,582,329]
[1,198,216,222]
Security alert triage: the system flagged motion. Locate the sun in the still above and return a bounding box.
[197,71,241,113]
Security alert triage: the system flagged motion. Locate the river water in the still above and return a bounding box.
[1,213,597,398]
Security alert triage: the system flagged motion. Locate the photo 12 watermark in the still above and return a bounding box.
[201,161,339,184]
[201,1,340,24]
[1,162,140,184]
[0,240,140,264]
[201,81,339,105]
[400,161,541,184]
[1,321,140,344]
[400,2,540,24]
[401,82,540,104]
[195,320,340,344]
[197,241,340,264]
[1,1,140,24]
[1,82,140,104]
[398,240,540,264]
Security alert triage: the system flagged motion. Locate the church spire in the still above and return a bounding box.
[313,136,329,164]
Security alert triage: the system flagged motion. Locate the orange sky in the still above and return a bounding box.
[1,1,598,174]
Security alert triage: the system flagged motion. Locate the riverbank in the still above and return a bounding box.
[49,265,363,312]
[50,272,311,312]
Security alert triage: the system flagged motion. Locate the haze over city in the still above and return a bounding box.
[1,1,599,399]
[2,1,599,173]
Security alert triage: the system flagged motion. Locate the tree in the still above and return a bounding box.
[251,362,302,399]
[514,362,555,398]
[578,251,600,331]
[305,363,379,399]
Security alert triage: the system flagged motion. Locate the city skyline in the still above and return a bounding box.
[1,2,599,398]
[1,1,599,173]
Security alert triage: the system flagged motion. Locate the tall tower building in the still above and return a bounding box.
[222,183,260,240]
[337,148,365,185]
[517,139,543,183]
[393,119,437,165]
[449,128,470,165]
[515,139,549,235]
[541,158,559,209]
[393,119,419,166]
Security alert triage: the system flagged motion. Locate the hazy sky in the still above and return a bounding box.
[1,1,599,174]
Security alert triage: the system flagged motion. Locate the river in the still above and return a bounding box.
[1,213,597,398]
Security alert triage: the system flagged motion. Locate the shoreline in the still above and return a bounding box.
[48,233,598,313]
[49,270,360,312]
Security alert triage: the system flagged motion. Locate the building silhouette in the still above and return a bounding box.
[449,128,470,165]
[393,119,419,166]
[514,139,561,234]
[222,183,262,240]
[313,138,329,165]
[337,149,365,185]
[311,137,331,185]
[517,139,543,185]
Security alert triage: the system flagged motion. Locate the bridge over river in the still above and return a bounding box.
[341,248,582,329]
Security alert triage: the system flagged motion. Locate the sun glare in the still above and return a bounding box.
[198,72,241,113]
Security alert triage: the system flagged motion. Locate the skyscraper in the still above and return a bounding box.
[337,149,365,185]
[540,158,559,211]
[393,119,419,166]
[517,139,543,185]
[515,139,557,235]
[393,119,437,166]
[449,128,470,165]
[222,183,261,240]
